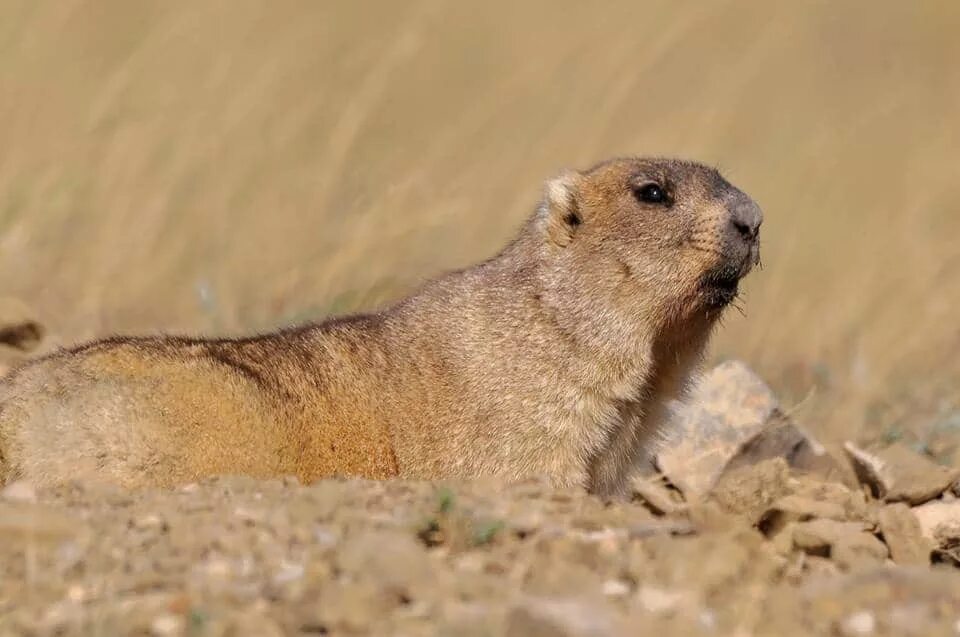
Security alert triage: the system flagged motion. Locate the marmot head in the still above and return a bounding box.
[535,157,762,346]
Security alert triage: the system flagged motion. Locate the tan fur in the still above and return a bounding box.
[0,157,762,495]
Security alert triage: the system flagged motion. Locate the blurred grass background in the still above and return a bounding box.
[0,1,958,451]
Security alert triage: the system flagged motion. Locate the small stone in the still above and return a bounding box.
[273,560,305,585]
[877,503,931,565]
[832,532,888,571]
[789,478,871,522]
[626,519,696,539]
[312,524,339,547]
[506,598,615,637]
[1,480,37,503]
[844,442,959,505]
[636,586,688,614]
[792,519,873,555]
[698,609,718,630]
[768,521,798,556]
[911,500,960,546]
[151,613,184,636]
[709,457,791,519]
[233,506,265,523]
[630,475,683,515]
[601,579,630,597]
[762,494,847,526]
[133,513,165,530]
[201,557,232,579]
[840,610,876,636]
[803,555,841,577]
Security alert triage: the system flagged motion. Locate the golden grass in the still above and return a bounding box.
[1,1,958,443]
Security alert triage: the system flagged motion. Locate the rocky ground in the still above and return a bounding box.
[2,469,960,637]
[2,308,960,636]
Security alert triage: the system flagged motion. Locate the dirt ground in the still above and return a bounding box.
[3,2,960,635]
[2,470,959,637]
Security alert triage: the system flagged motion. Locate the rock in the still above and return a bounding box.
[801,554,841,578]
[626,519,696,539]
[635,586,690,614]
[910,500,960,546]
[763,494,848,526]
[150,613,184,636]
[132,513,166,531]
[272,560,305,586]
[789,519,888,570]
[839,610,876,636]
[629,475,683,515]
[1,480,38,503]
[792,519,870,554]
[844,442,959,505]
[656,361,838,501]
[721,419,852,486]
[831,532,889,571]
[877,504,931,566]
[656,361,781,499]
[505,598,616,637]
[788,477,871,522]
[767,521,798,557]
[759,493,852,551]
[601,579,631,597]
[709,457,791,519]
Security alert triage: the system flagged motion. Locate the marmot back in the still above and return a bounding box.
[0,157,762,495]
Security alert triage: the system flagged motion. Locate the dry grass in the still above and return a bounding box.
[1,1,958,444]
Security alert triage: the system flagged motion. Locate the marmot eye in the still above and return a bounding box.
[634,182,668,205]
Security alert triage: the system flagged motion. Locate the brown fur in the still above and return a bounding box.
[0,157,761,495]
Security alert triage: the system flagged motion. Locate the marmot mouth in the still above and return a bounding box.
[700,265,741,308]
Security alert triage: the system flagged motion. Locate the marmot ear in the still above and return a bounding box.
[542,171,583,248]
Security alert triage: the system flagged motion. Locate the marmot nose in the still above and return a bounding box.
[729,198,762,242]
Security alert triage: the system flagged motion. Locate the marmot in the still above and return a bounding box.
[0,157,761,495]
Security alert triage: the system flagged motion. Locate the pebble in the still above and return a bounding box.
[1,480,37,503]
[133,513,165,530]
[839,610,875,636]
[273,560,305,585]
[601,579,631,597]
[151,613,184,636]
[506,598,614,637]
[637,586,686,614]
[844,442,959,505]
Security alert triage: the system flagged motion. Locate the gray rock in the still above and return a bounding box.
[656,361,839,500]
[844,442,960,505]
